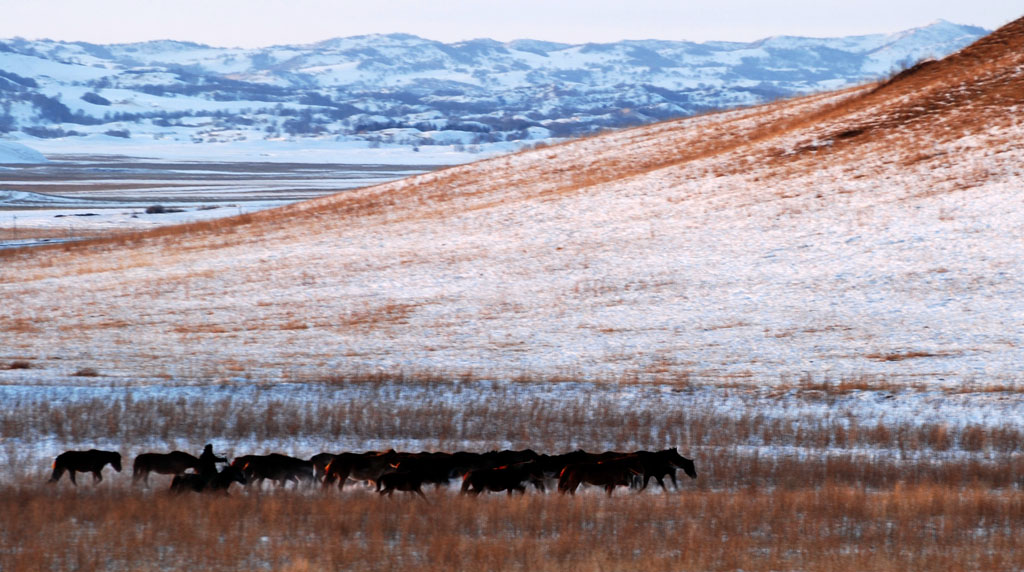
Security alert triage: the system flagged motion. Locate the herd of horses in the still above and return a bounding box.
[49,446,697,498]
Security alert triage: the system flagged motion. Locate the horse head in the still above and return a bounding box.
[109,452,123,472]
[224,465,247,485]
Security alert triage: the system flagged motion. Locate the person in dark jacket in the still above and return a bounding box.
[198,444,227,480]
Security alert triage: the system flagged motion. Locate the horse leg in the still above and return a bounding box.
[638,474,651,491]
[68,470,78,485]
[562,479,578,495]
[93,470,103,483]
[649,474,666,491]
[557,474,573,495]
[657,475,670,492]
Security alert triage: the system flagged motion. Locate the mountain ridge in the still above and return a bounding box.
[0,21,988,152]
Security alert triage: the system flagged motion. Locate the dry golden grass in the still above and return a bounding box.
[3,376,1023,569]
[2,482,1021,571]
[0,226,115,241]
[0,316,43,334]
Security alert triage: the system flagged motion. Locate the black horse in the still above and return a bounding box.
[461,461,546,495]
[50,449,122,485]
[557,456,644,496]
[132,451,202,486]
[170,465,247,495]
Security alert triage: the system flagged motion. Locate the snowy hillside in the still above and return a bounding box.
[0,141,46,163]
[0,17,1021,388]
[0,21,986,156]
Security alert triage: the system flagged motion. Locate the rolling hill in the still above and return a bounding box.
[2,16,1022,387]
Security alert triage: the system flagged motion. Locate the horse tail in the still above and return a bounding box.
[132,457,146,483]
[49,460,64,483]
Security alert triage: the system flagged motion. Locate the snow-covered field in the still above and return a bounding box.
[2,87,1021,385]
[2,21,1023,479]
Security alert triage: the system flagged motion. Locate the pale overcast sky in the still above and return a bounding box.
[0,0,1019,47]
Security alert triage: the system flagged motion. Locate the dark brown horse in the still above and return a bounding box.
[309,452,338,483]
[376,468,427,499]
[323,450,398,490]
[558,456,644,496]
[50,449,122,485]
[232,454,315,489]
[132,451,201,486]
[633,448,697,491]
[461,461,546,496]
[170,465,247,495]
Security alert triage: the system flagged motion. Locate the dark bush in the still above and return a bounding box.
[145,205,184,214]
[22,126,82,138]
[81,92,112,106]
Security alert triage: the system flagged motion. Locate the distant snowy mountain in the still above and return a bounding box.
[0,21,987,152]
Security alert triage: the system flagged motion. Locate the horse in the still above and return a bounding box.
[232,453,315,489]
[309,452,338,483]
[557,456,644,497]
[390,452,459,488]
[633,448,697,491]
[50,449,122,485]
[132,451,202,486]
[461,461,547,496]
[376,468,427,499]
[323,450,398,490]
[170,465,247,495]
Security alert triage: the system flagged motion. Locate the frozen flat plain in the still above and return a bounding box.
[0,155,445,248]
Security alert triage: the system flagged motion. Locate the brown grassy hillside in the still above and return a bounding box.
[2,17,1023,385]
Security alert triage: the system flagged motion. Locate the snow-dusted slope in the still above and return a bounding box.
[0,141,46,163]
[1,18,1021,387]
[0,21,988,153]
